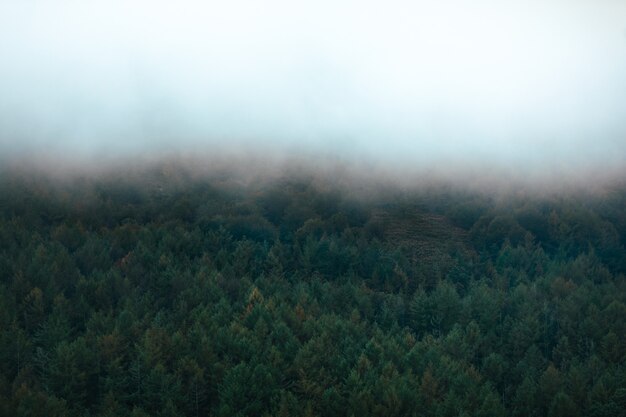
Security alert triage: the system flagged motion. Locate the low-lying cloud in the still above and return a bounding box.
[1,0,625,180]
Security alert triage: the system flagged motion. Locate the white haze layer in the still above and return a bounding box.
[1,0,625,177]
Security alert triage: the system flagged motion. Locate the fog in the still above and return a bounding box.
[1,0,625,181]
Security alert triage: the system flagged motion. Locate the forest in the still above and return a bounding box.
[0,163,624,416]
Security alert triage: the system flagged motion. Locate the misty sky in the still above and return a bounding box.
[1,0,625,173]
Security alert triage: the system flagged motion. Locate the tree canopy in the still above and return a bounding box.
[0,166,624,416]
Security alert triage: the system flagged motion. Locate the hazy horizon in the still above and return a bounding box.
[1,0,625,181]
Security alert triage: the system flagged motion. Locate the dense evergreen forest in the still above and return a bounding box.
[0,164,625,416]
